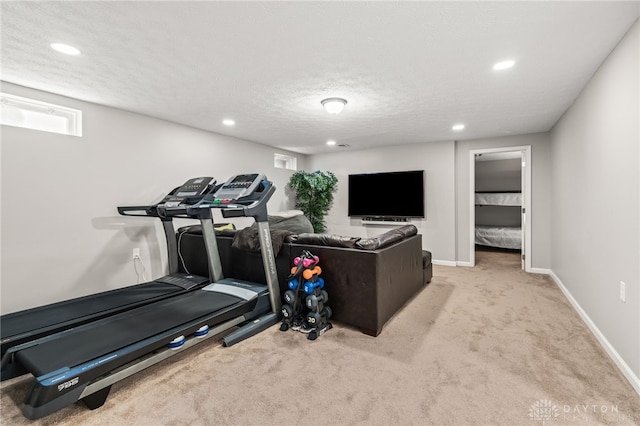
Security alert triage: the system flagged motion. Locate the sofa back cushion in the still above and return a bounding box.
[289,233,361,248]
[355,224,418,250]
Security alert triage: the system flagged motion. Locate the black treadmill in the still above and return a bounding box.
[5,173,282,420]
[1,177,220,379]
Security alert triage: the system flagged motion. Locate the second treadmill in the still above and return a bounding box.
[7,173,282,420]
[1,177,219,379]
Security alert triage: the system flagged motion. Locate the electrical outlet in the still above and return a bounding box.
[620,281,626,303]
[132,248,140,260]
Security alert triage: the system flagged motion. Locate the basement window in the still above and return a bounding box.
[0,92,83,136]
[274,153,297,170]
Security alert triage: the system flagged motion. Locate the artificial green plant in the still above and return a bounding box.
[288,170,338,233]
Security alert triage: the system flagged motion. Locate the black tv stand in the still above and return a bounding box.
[361,217,409,226]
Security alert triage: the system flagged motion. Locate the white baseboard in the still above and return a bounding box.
[432,260,457,267]
[528,267,550,274]
[549,271,640,397]
[456,261,473,267]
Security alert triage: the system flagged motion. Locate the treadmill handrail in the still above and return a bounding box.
[117,205,160,217]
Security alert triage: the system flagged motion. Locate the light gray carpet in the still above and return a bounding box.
[2,250,639,425]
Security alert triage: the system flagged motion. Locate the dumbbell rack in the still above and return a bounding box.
[280,251,332,341]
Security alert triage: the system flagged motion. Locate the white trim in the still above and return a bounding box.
[528,267,550,275]
[0,92,82,136]
[456,261,474,267]
[433,260,457,267]
[549,270,640,397]
[469,146,531,271]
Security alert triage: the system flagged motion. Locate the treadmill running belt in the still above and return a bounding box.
[16,290,247,377]
[2,282,182,339]
[1,274,210,357]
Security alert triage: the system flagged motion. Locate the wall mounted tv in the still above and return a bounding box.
[348,170,425,219]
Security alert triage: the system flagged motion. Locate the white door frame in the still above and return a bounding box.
[469,145,532,272]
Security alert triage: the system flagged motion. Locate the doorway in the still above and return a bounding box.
[469,146,532,271]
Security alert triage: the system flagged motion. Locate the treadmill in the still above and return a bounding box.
[5,173,282,420]
[1,177,219,380]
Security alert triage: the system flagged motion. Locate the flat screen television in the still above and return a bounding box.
[348,170,425,218]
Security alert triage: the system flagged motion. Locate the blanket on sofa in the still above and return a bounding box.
[231,213,314,255]
[231,227,293,255]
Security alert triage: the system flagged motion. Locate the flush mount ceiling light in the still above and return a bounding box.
[222,119,235,126]
[326,140,337,146]
[452,123,465,131]
[50,43,81,56]
[321,98,347,114]
[493,60,515,71]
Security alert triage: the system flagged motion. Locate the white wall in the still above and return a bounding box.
[309,141,457,264]
[0,82,306,314]
[550,20,639,383]
[455,133,552,269]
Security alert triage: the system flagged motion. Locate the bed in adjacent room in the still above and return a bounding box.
[475,192,522,250]
[475,225,522,250]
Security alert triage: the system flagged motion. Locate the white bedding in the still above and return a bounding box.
[475,192,521,206]
[475,225,522,250]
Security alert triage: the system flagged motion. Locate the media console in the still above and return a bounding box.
[360,217,410,226]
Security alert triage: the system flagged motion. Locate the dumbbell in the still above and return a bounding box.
[303,277,324,295]
[306,290,329,310]
[302,266,322,281]
[281,304,294,319]
[283,290,297,305]
[294,254,319,268]
[306,307,332,327]
[287,278,300,290]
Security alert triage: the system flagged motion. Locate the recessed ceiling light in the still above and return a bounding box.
[326,140,337,146]
[50,43,81,56]
[222,119,235,126]
[452,124,465,131]
[493,60,515,71]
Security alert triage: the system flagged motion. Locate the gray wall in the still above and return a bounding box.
[456,133,552,269]
[475,158,521,192]
[1,82,306,314]
[550,20,639,380]
[308,141,457,265]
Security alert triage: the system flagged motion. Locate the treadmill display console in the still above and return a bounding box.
[175,177,213,197]
[163,177,215,207]
[212,173,265,203]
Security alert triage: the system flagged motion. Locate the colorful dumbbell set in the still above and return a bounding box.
[280,250,332,340]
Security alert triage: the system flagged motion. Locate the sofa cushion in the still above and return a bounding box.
[289,233,361,248]
[231,227,293,255]
[267,213,314,234]
[422,250,432,267]
[355,224,418,250]
[230,213,312,254]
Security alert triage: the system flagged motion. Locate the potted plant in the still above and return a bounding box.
[288,170,338,233]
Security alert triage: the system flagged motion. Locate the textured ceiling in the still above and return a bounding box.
[1,1,638,154]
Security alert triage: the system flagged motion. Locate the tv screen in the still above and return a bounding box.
[348,170,425,218]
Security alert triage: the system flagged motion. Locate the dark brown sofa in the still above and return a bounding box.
[177,222,432,336]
